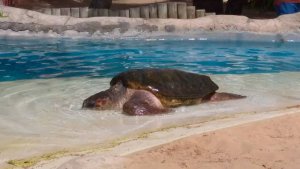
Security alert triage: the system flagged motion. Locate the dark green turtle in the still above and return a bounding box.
[82,69,245,115]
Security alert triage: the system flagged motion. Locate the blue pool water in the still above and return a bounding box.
[0,36,300,81]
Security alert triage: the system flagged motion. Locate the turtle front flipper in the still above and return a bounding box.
[123,90,169,116]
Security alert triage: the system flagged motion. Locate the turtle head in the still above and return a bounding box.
[82,90,113,110]
[82,82,126,110]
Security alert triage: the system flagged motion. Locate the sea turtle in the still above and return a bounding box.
[82,69,245,115]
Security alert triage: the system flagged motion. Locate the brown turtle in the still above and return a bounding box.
[82,69,245,115]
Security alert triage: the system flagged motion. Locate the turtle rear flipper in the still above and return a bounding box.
[208,92,246,102]
[123,90,169,115]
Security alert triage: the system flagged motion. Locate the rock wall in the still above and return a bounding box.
[0,6,299,39]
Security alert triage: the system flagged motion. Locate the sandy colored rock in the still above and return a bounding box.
[123,112,300,169]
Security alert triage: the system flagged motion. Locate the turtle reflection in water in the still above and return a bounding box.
[82,69,246,115]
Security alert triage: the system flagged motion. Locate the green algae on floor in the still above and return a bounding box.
[7,150,69,168]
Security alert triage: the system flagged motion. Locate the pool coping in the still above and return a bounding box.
[0,6,299,40]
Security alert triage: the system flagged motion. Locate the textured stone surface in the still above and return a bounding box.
[0,6,300,38]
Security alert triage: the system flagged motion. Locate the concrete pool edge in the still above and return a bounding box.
[5,105,300,169]
[0,6,300,40]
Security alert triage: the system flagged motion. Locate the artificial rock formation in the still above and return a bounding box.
[0,6,299,40]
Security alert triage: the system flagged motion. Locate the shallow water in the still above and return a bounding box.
[0,36,300,163]
[0,73,300,162]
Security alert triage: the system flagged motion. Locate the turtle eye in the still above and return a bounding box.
[111,82,123,92]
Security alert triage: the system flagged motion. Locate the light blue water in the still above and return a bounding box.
[0,36,300,81]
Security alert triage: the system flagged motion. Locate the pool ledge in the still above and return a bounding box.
[0,6,300,39]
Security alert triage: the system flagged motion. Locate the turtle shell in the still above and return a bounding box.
[110,69,219,103]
